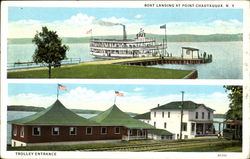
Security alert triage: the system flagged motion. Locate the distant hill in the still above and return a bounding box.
[7,105,137,116]
[7,105,45,112]
[8,33,243,44]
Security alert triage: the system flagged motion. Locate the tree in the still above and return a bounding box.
[32,26,69,78]
[224,86,242,120]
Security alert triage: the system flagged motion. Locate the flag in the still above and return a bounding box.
[86,29,92,34]
[160,24,166,29]
[58,84,67,91]
[115,91,124,96]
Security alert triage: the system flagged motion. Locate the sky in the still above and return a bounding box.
[8,7,243,38]
[8,84,231,114]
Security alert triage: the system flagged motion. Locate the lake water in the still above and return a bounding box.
[7,42,242,79]
[7,111,97,145]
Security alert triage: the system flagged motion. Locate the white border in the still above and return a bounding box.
[1,1,250,159]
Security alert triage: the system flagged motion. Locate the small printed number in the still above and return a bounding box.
[218,154,227,157]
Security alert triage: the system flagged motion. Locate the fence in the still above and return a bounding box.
[8,58,81,70]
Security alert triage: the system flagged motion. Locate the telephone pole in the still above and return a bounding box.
[179,91,184,140]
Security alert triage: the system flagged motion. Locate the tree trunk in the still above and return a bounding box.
[48,64,51,78]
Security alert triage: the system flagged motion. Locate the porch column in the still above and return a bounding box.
[203,123,205,135]
[127,129,130,141]
[194,123,197,136]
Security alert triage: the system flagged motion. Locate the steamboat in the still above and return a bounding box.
[90,24,167,59]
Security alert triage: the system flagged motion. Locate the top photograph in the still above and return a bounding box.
[4,2,244,79]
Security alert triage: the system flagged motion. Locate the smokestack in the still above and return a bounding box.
[119,24,127,40]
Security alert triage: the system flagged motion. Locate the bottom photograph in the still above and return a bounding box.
[7,83,242,152]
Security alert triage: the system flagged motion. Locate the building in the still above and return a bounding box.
[148,129,174,140]
[133,112,150,124]
[90,105,154,141]
[213,114,226,135]
[11,100,124,147]
[182,47,200,59]
[150,101,215,139]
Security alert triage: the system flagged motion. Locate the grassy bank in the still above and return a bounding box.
[8,138,241,152]
[8,64,192,79]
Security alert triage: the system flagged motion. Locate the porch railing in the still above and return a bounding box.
[122,135,147,141]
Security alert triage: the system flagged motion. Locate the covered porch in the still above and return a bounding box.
[122,128,148,141]
[190,120,215,137]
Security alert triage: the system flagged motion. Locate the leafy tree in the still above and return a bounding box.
[32,26,69,78]
[224,86,242,120]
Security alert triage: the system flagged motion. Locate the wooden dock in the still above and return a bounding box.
[112,57,212,66]
[81,56,212,66]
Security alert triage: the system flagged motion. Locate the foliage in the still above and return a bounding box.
[32,26,68,78]
[7,64,192,79]
[224,86,242,120]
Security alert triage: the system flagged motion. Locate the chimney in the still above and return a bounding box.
[122,24,127,40]
[157,104,160,107]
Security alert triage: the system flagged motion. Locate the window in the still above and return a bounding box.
[154,112,156,117]
[195,112,198,119]
[164,122,167,129]
[202,112,205,119]
[168,112,170,118]
[208,112,210,119]
[191,123,195,132]
[154,122,156,127]
[182,123,187,131]
[20,126,25,137]
[129,129,133,135]
[115,127,120,134]
[101,127,107,134]
[70,127,77,135]
[162,112,164,118]
[86,127,92,135]
[52,127,59,135]
[32,127,40,136]
[13,125,17,136]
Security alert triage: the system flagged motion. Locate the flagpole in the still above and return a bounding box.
[114,95,117,105]
[165,27,167,48]
[57,84,59,99]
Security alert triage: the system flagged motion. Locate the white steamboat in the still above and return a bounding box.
[90,25,167,58]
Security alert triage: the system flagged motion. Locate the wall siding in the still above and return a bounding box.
[12,124,126,143]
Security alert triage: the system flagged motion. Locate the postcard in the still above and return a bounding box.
[1,1,249,159]
[2,1,247,79]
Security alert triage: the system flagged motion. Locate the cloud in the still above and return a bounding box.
[134,14,143,19]
[8,12,242,38]
[100,16,129,24]
[8,87,230,114]
[134,87,143,92]
[64,13,96,25]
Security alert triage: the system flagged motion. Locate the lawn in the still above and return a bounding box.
[7,138,242,152]
[8,64,192,79]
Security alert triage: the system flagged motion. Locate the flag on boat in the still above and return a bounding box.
[58,84,67,90]
[160,24,166,29]
[86,29,92,34]
[115,91,124,96]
